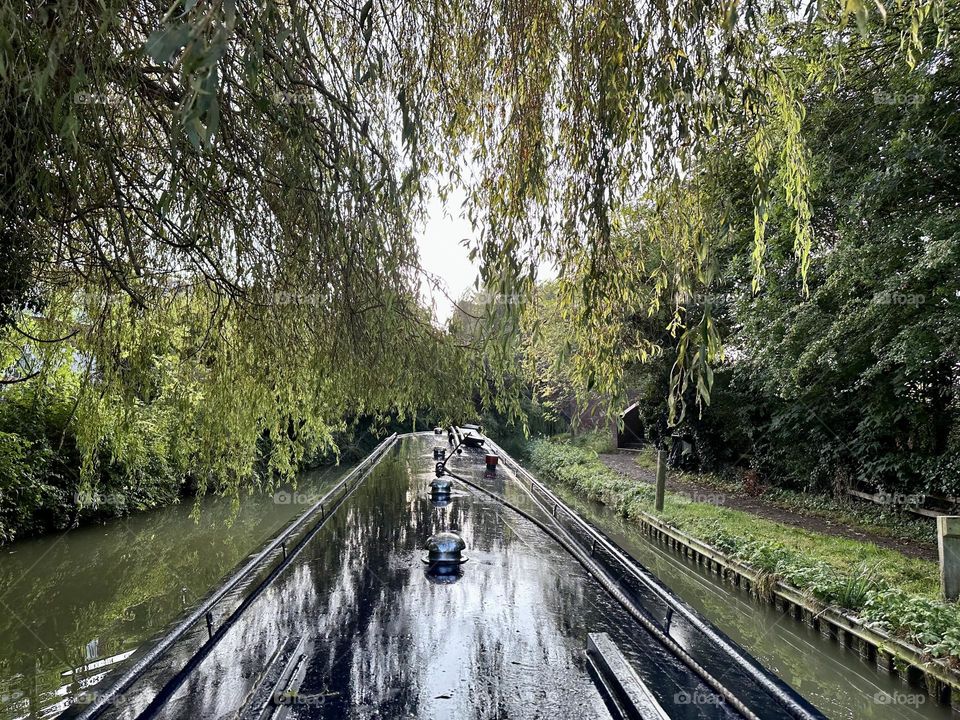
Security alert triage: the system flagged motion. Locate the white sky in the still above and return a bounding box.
[416,185,479,323]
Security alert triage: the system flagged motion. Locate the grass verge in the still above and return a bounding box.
[629,447,936,546]
[527,438,960,666]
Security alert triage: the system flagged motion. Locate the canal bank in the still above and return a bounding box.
[501,442,954,719]
[541,484,954,720]
[520,438,960,715]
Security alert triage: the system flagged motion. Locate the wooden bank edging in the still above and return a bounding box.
[630,508,960,710]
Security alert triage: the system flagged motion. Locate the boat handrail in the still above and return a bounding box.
[486,439,823,720]
[71,433,399,720]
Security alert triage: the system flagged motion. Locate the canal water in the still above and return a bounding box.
[0,461,355,720]
[547,486,952,720]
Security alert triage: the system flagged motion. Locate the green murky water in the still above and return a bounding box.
[0,463,352,720]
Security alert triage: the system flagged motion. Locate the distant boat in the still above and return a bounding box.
[457,424,486,448]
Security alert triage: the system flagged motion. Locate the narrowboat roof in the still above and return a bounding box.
[65,434,823,720]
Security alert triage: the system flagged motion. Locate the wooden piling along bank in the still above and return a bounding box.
[630,509,960,714]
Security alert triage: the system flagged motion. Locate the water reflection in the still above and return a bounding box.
[0,463,351,720]
[424,565,464,584]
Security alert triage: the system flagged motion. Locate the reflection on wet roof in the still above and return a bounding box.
[84,436,773,719]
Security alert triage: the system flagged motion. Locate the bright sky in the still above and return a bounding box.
[416,185,479,324]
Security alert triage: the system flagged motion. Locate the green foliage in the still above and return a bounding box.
[0,355,191,542]
[0,430,53,543]
[724,20,960,493]
[527,438,652,509]
[659,461,938,544]
[524,5,960,495]
[756,487,936,545]
[863,589,960,660]
[527,437,959,663]
[550,429,616,455]
[569,429,616,455]
[0,0,955,534]
[2,0,950,474]
[0,0,509,525]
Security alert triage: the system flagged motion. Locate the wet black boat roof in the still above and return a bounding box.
[73,434,821,720]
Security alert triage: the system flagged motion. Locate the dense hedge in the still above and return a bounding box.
[0,370,188,543]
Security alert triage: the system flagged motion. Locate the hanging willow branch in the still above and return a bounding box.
[0,0,951,490]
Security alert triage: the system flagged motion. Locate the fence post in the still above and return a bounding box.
[939,517,960,601]
[655,449,666,512]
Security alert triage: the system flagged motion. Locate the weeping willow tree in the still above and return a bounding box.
[0,0,952,498]
[1,0,487,498]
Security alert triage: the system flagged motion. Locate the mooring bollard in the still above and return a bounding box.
[655,449,666,512]
[938,516,960,601]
